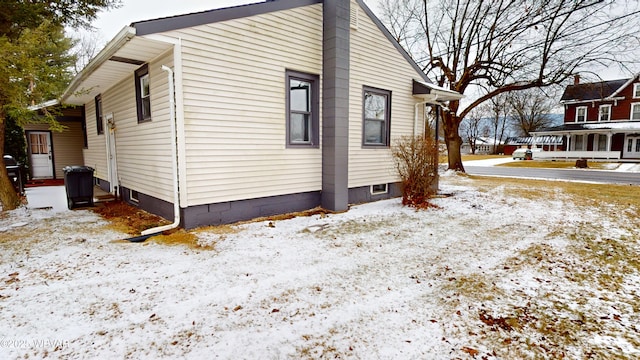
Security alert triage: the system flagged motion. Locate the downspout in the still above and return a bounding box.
[140,65,180,236]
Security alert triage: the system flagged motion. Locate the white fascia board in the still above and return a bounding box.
[61,26,137,103]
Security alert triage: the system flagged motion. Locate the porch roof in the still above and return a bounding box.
[505,135,563,146]
[532,121,640,136]
[412,79,464,104]
[61,27,173,106]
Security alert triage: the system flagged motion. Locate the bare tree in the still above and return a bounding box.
[487,93,510,154]
[70,30,104,74]
[381,0,640,171]
[459,107,485,155]
[508,88,558,136]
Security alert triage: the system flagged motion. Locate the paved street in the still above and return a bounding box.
[465,165,640,185]
[459,157,640,185]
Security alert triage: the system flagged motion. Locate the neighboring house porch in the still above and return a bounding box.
[531,123,638,160]
[23,106,87,179]
[530,74,640,161]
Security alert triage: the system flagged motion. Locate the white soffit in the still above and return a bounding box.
[63,28,173,105]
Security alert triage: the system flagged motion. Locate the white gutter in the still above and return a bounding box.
[141,64,180,236]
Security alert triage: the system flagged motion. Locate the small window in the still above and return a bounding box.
[95,95,104,135]
[286,70,319,147]
[135,64,151,123]
[633,84,640,98]
[631,103,640,121]
[628,138,633,152]
[371,184,388,195]
[363,86,392,147]
[598,105,611,122]
[130,189,139,203]
[575,106,587,122]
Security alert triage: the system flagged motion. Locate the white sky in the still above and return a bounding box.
[81,0,629,83]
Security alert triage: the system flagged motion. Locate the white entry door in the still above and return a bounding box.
[28,131,54,179]
[624,135,640,158]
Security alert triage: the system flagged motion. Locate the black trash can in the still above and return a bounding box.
[3,155,24,195]
[63,166,94,209]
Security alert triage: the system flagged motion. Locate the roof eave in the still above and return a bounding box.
[412,79,463,103]
[61,26,137,103]
[609,73,639,98]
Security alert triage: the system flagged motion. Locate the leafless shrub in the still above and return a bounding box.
[392,135,439,208]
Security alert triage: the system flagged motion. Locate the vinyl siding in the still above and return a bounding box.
[348,0,425,188]
[83,51,175,203]
[83,101,108,181]
[162,4,323,206]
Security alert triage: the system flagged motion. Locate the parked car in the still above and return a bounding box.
[512,148,542,160]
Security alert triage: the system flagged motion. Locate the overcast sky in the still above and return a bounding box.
[81,0,629,82]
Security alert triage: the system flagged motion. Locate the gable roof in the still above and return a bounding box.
[132,0,322,36]
[560,78,630,103]
[131,0,430,83]
[61,0,432,105]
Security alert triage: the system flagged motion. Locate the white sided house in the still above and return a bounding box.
[59,0,462,228]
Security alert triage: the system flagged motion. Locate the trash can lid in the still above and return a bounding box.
[63,165,95,173]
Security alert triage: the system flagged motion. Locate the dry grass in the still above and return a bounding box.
[92,201,170,235]
[468,176,640,208]
[462,154,510,161]
[148,230,213,250]
[440,154,510,163]
[498,160,616,169]
[441,175,640,358]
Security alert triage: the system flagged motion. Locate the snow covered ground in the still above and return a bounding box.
[1,174,639,359]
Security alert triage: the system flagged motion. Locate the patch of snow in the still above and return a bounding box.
[0,176,638,358]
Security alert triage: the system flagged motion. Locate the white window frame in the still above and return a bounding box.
[633,83,640,98]
[631,103,640,121]
[575,106,587,122]
[130,189,139,203]
[370,183,388,195]
[598,104,611,122]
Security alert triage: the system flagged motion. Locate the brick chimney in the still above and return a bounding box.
[574,74,580,85]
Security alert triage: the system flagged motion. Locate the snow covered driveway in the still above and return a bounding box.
[1,175,639,359]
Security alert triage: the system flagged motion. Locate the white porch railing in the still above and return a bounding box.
[534,151,620,160]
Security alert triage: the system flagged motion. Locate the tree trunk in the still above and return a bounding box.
[442,111,465,172]
[0,109,22,211]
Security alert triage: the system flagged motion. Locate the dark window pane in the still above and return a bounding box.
[142,98,151,119]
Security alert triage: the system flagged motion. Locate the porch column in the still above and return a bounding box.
[322,0,350,212]
[607,132,612,151]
